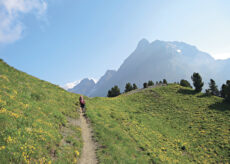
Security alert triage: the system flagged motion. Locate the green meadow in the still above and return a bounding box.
[0,59,82,163]
[1,58,230,164]
[86,85,230,163]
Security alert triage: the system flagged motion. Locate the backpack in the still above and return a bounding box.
[80,99,85,105]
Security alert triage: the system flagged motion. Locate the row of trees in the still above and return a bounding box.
[124,83,138,92]
[143,79,168,88]
[107,82,137,97]
[107,72,230,103]
[107,79,168,97]
[180,72,230,102]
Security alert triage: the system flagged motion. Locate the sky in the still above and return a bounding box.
[0,0,230,88]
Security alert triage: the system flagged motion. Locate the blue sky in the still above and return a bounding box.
[0,0,230,88]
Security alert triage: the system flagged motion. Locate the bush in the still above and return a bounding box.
[191,72,204,92]
[180,79,192,88]
[107,85,121,97]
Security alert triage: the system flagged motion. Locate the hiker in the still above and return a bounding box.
[79,96,86,113]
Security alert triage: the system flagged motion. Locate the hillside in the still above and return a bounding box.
[0,59,82,163]
[86,84,230,163]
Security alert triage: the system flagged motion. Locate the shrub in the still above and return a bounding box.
[205,89,212,96]
[180,79,192,88]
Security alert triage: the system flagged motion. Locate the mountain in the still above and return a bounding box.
[69,70,116,96]
[68,78,96,96]
[86,39,230,97]
[69,39,230,97]
[88,70,116,96]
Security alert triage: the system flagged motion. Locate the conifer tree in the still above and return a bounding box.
[107,90,112,97]
[221,80,230,102]
[226,81,230,102]
[148,80,154,86]
[221,84,227,98]
[143,82,148,88]
[132,83,138,90]
[125,83,133,92]
[163,79,168,84]
[191,72,204,92]
[208,79,219,96]
[107,85,121,97]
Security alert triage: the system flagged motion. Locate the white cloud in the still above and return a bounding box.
[0,0,47,43]
[212,53,230,60]
[62,80,80,90]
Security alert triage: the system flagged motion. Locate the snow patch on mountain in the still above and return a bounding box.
[62,80,80,90]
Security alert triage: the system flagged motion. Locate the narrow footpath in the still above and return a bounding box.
[78,110,97,164]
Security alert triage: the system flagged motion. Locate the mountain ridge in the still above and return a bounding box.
[69,39,230,97]
[68,78,96,96]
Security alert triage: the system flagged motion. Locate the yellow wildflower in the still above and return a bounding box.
[10,112,19,118]
[73,158,77,163]
[6,136,13,143]
[0,75,9,82]
[0,108,7,113]
[0,146,6,150]
[75,150,80,156]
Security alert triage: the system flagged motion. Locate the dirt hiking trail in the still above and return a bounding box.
[78,109,97,164]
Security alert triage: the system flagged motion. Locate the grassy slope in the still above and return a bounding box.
[0,59,82,163]
[87,85,230,163]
